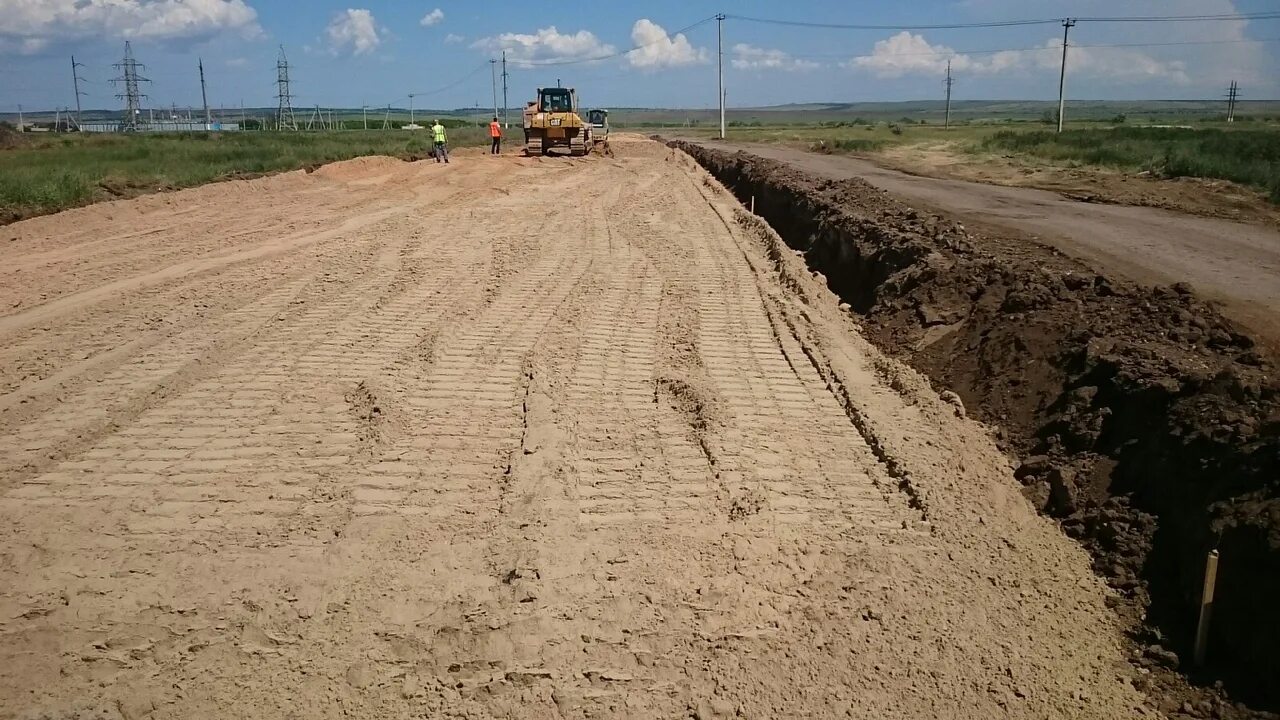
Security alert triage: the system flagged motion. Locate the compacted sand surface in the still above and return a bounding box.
[0,137,1151,719]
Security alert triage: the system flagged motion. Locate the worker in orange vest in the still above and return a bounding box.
[489,117,502,155]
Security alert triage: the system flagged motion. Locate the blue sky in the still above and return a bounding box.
[2,0,1277,113]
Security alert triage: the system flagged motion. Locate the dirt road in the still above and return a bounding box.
[691,139,1280,345]
[0,137,1150,719]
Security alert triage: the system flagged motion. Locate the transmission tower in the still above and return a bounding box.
[275,46,298,131]
[111,41,150,132]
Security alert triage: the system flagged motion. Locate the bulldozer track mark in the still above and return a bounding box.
[681,161,928,530]
[0,206,406,338]
[0,209,434,493]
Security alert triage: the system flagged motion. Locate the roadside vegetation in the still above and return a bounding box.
[679,118,1280,205]
[0,126,498,223]
[979,127,1280,202]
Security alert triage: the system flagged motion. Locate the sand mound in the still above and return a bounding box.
[312,155,407,181]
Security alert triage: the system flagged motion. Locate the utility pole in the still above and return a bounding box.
[501,51,509,127]
[199,58,211,126]
[362,105,368,130]
[276,46,297,131]
[112,41,150,132]
[1226,81,1239,123]
[71,56,87,128]
[944,59,954,130]
[717,13,726,139]
[1056,18,1075,134]
[17,104,23,132]
[409,93,416,125]
[490,59,499,120]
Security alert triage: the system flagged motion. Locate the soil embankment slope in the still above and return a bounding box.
[674,140,1280,716]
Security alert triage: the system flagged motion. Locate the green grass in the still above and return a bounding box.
[978,127,1280,203]
[608,100,1280,128]
[0,127,498,222]
[672,119,1280,204]
[674,121,998,152]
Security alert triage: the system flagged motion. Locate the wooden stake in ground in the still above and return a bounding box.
[1194,549,1220,666]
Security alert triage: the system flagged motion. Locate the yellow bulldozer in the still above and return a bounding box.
[523,87,592,156]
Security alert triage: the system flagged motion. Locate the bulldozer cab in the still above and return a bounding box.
[587,109,609,128]
[540,88,575,113]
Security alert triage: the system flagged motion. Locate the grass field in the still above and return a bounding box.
[678,120,1280,204]
[978,127,1280,202]
[609,100,1280,128]
[0,127,498,222]
[5,105,1280,223]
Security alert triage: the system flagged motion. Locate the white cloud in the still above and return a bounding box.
[327,8,380,56]
[473,26,614,65]
[848,32,966,77]
[732,44,819,72]
[0,0,261,51]
[626,19,707,69]
[444,33,464,44]
[849,31,1189,85]
[1055,41,1191,85]
[420,8,444,27]
[225,56,249,67]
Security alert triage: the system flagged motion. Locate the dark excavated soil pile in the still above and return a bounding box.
[673,141,1280,717]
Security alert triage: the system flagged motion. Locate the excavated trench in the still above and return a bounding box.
[672,141,1280,716]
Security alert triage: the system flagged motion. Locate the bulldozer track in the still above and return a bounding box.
[0,138,1148,720]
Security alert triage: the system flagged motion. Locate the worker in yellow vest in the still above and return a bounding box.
[431,120,449,164]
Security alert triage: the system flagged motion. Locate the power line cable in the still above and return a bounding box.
[1075,37,1280,48]
[725,11,1280,31]
[1074,12,1280,23]
[725,15,1061,30]
[780,36,1280,60]
[405,62,490,99]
